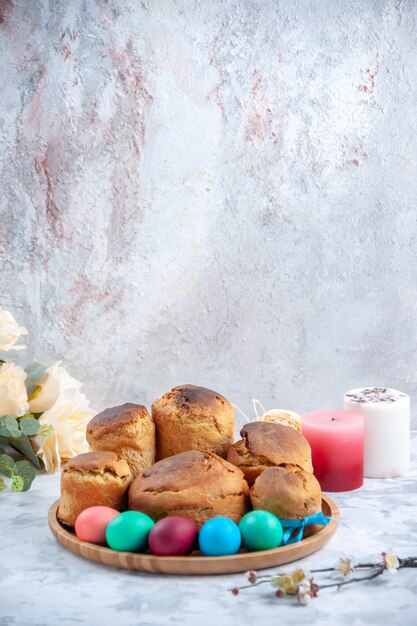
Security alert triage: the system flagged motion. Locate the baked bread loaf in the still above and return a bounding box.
[227,421,313,486]
[86,403,155,478]
[151,384,234,460]
[58,451,131,527]
[250,466,322,519]
[128,450,249,528]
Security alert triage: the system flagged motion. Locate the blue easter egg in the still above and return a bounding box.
[198,517,241,556]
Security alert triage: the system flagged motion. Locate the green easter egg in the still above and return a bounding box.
[106,511,154,552]
[239,510,283,551]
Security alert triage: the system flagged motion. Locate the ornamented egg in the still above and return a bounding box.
[148,516,198,556]
[106,511,154,552]
[198,517,241,556]
[239,510,283,551]
[75,506,120,544]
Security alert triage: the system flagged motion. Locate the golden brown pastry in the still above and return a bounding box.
[58,451,131,527]
[151,384,234,460]
[86,403,155,478]
[227,421,313,486]
[128,450,249,528]
[250,466,322,519]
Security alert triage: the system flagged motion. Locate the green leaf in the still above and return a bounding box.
[0,477,5,491]
[8,436,41,469]
[14,460,37,491]
[25,362,47,397]
[0,452,15,467]
[0,453,16,477]
[19,417,40,436]
[0,415,21,438]
[11,474,24,492]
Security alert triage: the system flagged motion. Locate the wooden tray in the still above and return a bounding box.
[48,495,339,575]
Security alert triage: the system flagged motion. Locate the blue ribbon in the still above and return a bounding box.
[280,512,334,545]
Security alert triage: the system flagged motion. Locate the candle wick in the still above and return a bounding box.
[331,418,335,421]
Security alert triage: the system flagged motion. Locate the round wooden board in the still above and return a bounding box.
[48,495,339,575]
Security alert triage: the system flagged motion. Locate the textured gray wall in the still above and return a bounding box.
[1,0,416,426]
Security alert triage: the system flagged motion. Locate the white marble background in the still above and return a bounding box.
[1,0,417,424]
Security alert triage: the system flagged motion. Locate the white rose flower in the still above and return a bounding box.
[0,362,29,417]
[0,307,28,352]
[29,361,82,413]
[31,388,96,472]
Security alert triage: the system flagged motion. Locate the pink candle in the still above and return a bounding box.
[302,410,364,492]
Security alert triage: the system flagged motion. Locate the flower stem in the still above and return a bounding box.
[233,556,417,600]
[398,557,417,568]
[319,566,384,590]
[310,567,335,573]
[234,580,272,591]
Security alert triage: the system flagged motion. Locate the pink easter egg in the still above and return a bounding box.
[75,506,120,544]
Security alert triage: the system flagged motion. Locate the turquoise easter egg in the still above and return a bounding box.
[239,510,283,551]
[106,511,154,552]
[198,517,241,556]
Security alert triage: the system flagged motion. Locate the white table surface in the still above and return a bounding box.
[1,432,417,626]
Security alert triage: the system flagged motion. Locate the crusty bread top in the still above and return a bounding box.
[86,403,151,440]
[131,450,246,495]
[250,466,321,518]
[62,451,131,478]
[152,384,233,419]
[234,422,313,472]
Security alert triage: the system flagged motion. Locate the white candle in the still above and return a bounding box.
[343,387,410,478]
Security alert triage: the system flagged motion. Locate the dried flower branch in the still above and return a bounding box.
[230,552,417,605]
